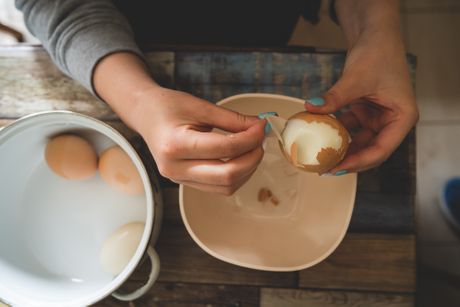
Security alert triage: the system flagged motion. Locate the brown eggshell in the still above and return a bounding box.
[280,112,350,174]
[45,134,98,180]
[99,146,144,195]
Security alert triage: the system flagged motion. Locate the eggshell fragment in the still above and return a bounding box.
[99,222,145,276]
[99,146,144,195]
[45,134,98,180]
[280,112,350,174]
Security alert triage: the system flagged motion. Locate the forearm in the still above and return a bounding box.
[335,0,403,48]
[93,52,160,132]
[16,0,143,93]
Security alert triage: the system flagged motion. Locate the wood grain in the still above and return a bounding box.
[175,52,344,103]
[357,129,416,195]
[95,282,259,307]
[299,234,416,293]
[155,224,297,287]
[0,47,174,119]
[260,288,413,307]
[350,193,414,233]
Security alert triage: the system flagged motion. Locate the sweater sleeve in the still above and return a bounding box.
[15,0,144,94]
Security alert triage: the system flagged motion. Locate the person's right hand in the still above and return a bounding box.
[131,86,266,195]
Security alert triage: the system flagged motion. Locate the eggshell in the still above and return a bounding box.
[99,146,144,195]
[280,112,350,174]
[99,222,145,276]
[45,134,98,180]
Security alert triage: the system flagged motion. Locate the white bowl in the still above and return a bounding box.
[0,111,161,306]
[180,93,357,271]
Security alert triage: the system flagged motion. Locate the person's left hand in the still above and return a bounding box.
[304,33,419,175]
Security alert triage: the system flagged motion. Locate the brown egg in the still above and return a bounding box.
[99,146,144,195]
[280,112,350,174]
[45,134,98,180]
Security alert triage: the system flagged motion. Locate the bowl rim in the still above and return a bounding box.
[0,110,156,306]
[179,93,357,272]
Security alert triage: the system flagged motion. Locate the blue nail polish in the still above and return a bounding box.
[258,112,278,135]
[334,170,348,176]
[306,97,325,106]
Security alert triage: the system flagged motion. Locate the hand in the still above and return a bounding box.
[305,33,419,175]
[93,52,265,195]
[131,86,266,195]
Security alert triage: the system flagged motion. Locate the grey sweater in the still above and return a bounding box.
[16,0,143,94]
[16,1,334,95]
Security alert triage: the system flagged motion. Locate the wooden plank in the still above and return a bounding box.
[162,187,182,225]
[154,224,297,287]
[261,288,413,307]
[95,282,259,307]
[357,129,416,195]
[0,46,174,119]
[175,52,416,104]
[144,52,175,88]
[175,52,345,103]
[0,47,109,118]
[299,234,416,293]
[350,193,414,233]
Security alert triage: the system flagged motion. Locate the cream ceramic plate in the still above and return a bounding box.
[179,93,357,271]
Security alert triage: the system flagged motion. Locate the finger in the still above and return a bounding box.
[177,181,236,195]
[328,119,412,174]
[304,74,364,114]
[197,101,262,133]
[347,128,375,154]
[337,111,361,132]
[173,120,265,159]
[170,146,264,185]
[177,166,258,196]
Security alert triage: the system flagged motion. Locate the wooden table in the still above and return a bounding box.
[0,46,416,306]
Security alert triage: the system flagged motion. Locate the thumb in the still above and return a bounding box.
[203,102,262,133]
[304,76,361,114]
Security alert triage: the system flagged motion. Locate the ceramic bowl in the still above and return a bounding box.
[0,111,162,306]
[180,93,357,271]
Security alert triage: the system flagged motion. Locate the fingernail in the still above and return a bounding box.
[321,172,333,177]
[258,112,278,135]
[334,170,348,176]
[306,97,325,106]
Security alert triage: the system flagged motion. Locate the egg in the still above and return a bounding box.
[45,134,98,180]
[280,112,350,174]
[99,146,144,195]
[99,222,145,276]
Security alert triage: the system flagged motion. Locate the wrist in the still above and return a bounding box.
[93,52,163,132]
[335,0,402,49]
[123,82,170,137]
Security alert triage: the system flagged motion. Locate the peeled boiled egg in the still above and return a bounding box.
[99,146,144,195]
[280,112,350,174]
[45,134,98,180]
[99,221,145,276]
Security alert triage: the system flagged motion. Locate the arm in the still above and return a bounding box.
[305,0,418,174]
[16,0,143,92]
[93,53,266,195]
[18,1,265,194]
